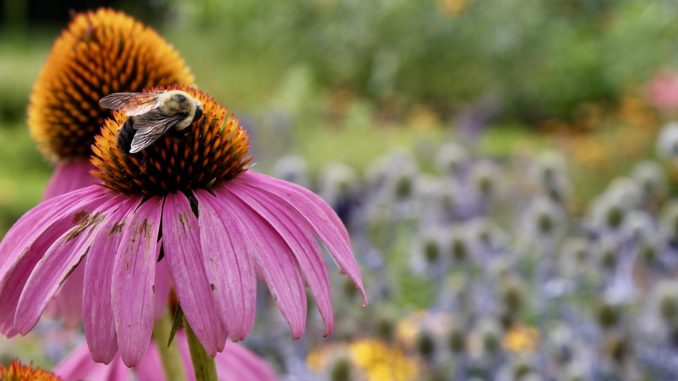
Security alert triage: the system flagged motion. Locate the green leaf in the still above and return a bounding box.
[168,306,184,347]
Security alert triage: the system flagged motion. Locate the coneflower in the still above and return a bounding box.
[28,8,193,198]
[0,86,366,367]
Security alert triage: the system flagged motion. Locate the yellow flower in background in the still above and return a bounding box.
[407,105,441,132]
[502,325,539,353]
[439,0,467,16]
[573,102,603,131]
[394,311,426,347]
[307,338,419,381]
[394,311,454,349]
[349,339,419,381]
[306,343,340,372]
[617,96,657,128]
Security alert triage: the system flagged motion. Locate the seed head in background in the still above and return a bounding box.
[28,8,193,199]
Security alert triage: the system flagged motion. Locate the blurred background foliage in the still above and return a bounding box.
[4,2,678,378]
[0,0,677,232]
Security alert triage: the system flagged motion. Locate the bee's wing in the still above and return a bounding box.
[99,92,162,116]
[128,110,186,153]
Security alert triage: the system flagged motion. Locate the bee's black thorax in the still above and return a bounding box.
[117,117,136,153]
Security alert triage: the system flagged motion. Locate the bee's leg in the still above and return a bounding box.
[117,117,136,154]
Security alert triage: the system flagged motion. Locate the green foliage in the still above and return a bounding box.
[0,125,51,235]
[0,0,674,231]
[0,33,49,124]
[165,0,678,121]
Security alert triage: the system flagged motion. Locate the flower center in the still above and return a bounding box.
[0,360,60,381]
[28,8,192,161]
[91,86,251,196]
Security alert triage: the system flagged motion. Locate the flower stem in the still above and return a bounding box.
[185,318,218,381]
[153,312,187,381]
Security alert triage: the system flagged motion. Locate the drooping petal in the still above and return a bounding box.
[215,342,279,381]
[0,185,108,275]
[83,197,141,364]
[235,172,366,304]
[55,342,130,381]
[112,197,163,367]
[43,160,98,200]
[14,195,124,335]
[215,187,307,338]
[45,261,85,327]
[162,192,226,355]
[228,183,334,335]
[134,342,169,381]
[0,186,111,335]
[53,342,107,380]
[194,190,256,341]
[91,357,130,381]
[154,245,171,319]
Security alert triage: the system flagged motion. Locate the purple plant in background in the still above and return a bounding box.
[272,155,311,189]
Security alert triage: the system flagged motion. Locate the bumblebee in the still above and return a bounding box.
[100,90,203,153]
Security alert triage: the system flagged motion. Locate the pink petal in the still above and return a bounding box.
[54,342,129,381]
[215,343,279,381]
[14,195,125,335]
[154,244,171,319]
[93,357,130,381]
[135,342,168,381]
[215,187,307,338]
[235,172,366,304]
[112,197,163,367]
[47,262,85,326]
[194,190,256,341]
[43,160,98,200]
[0,185,108,274]
[162,192,226,355]
[83,197,141,364]
[0,186,111,335]
[228,183,334,335]
[54,341,106,380]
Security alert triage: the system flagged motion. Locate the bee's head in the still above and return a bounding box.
[166,90,194,113]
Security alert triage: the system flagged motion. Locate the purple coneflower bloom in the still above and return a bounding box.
[55,332,278,381]
[0,87,366,367]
